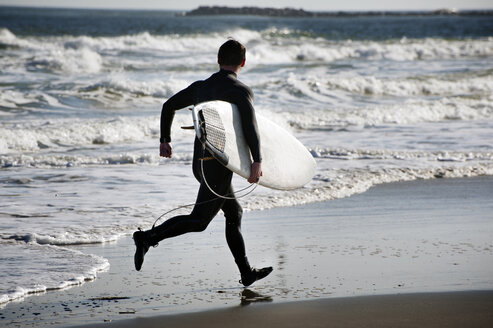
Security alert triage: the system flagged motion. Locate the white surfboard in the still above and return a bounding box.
[192,100,316,190]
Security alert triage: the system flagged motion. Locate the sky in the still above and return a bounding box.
[0,0,492,11]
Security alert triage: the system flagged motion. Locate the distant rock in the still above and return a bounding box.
[432,8,459,15]
[183,6,493,17]
[185,6,314,17]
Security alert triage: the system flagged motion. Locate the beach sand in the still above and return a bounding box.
[83,291,493,328]
[1,176,492,327]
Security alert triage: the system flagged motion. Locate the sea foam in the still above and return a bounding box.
[0,242,109,306]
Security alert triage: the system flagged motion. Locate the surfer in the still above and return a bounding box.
[133,39,273,287]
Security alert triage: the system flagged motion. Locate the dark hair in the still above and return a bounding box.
[218,39,246,66]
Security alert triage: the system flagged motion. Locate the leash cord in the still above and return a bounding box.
[152,146,257,229]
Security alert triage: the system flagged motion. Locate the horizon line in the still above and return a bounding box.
[2,4,493,12]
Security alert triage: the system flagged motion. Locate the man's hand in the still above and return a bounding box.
[160,142,173,158]
[248,162,262,184]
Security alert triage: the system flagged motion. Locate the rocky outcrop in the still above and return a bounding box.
[185,6,313,17]
[183,6,493,17]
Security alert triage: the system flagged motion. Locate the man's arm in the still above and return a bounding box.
[234,91,263,183]
[160,82,199,144]
[159,83,198,157]
[235,93,261,162]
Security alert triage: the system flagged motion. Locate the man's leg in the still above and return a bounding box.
[222,191,246,266]
[133,158,231,271]
[222,188,273,287]
[147,181,225,241]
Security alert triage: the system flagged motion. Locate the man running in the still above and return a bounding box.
[133,39,273,287]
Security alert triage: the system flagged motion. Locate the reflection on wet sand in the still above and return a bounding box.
[240,289,273,306]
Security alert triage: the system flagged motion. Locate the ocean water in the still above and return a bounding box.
[0,7,492,306]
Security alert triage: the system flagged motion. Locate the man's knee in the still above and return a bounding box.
[189,210,214,232]
[193,221,209,232]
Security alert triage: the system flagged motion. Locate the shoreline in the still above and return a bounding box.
[1,176,492,327]
[79,290,493,328]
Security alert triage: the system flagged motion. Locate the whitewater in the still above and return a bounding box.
[0,7,492,306]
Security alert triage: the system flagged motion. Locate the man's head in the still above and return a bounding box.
[218,39,246,68]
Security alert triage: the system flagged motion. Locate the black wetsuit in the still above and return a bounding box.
[153,69,261,275]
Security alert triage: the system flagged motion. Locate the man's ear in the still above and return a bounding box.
[241,58,246,67]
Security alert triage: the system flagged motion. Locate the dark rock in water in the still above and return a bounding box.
[432,8,459,15]
[185,6,314,17]
[183,6,493,17]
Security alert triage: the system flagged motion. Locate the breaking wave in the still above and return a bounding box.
[1,27,492,76]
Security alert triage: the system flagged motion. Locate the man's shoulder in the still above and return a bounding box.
[233,78,253,94]
[190,79,205,88]
[223,74,253,99]
[230,83,252,100]
[196,70,254,103]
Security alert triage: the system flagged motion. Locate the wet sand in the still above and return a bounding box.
[82,290,493,328]
[1,176,492,327]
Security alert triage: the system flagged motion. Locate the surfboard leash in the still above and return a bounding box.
[199,154,258,201]
[152,181,257,229]
[152,154,257,229]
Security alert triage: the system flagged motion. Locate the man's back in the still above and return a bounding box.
[193,69,254,106]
